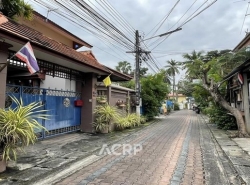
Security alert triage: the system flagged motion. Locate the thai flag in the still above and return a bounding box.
[15,42,39,74]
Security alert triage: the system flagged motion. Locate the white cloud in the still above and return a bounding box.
[27,0,250,77]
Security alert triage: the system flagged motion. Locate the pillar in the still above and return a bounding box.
[243,73,250,133]
[107,85,111,104]
[80,73,97,132]
[0,42,12,108]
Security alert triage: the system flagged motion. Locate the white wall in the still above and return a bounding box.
[40,75,76,91]
[65,78,76,91]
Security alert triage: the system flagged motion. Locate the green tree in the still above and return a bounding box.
[177,79,195,97]
[182,50,204,80]
[0,0,33,20]
[115,61,132,75]
[141,72,169,119]
[182,49,250,137]
[165,59,181,101]
[159,69,171,84]
[139,67,148,77]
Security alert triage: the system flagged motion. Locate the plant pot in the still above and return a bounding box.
[119,104,126,107]
[98,100,107,104]
[0,157,7,173]
[101,127,109,134]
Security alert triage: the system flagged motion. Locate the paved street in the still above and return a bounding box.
[54,110,241,185]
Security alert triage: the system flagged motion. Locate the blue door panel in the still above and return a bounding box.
[5,85,81,138]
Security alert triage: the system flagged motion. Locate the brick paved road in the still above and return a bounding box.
[54,110,240,185]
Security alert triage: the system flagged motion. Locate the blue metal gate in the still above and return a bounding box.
[5,84,81,138]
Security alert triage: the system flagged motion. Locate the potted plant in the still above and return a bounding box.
[93,104,119,133]
[116,100,126,107]
[0,97,48,173]
[96,95,107,104]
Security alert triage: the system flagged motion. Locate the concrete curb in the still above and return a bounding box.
[32,155,102,185]
[199,114,249,185]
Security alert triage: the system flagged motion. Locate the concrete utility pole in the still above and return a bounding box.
[127,30,150,115]
[135,30,140,115]
[127,28,182,115]
[134,30,151,115]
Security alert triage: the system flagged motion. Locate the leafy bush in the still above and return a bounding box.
[141,73,169,118]
[114,113,142,131]
[93,104,119,133]
[205,104,237,130]
[140,116,147,124]
[0,97,48,161]
[174,102,180,110]
[115,117,130,130]
[127,113,140,127]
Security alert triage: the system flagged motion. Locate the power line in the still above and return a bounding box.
[148,0,180,38]
[240,1,250,34]
[148,0,217,51]
[33,0,135,51]
[32,0,134,62]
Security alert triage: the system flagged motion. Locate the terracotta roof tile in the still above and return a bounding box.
[0,18,109,73]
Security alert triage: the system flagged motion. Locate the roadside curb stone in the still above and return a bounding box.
[199,114,250,185]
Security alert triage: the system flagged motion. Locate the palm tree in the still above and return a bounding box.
[165,59,181,102]
[182,50,204,81]
[115,61,132,75]
[182,50,204,65]
[0,0,33,20]
[159,69,171,84]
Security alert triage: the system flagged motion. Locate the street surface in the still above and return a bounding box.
[54,110,242,185]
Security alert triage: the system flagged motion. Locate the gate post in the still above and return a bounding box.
[0,42,13,108]
[20,86,23,100]
[42,89,46,138]
[80,73,97,132]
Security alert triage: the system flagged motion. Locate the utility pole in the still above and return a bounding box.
[135,30,141,115]
[127,30,150,115]
[127,28,182,115]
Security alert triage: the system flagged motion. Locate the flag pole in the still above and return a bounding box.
[0,54,17,73]
[0,41,34,73]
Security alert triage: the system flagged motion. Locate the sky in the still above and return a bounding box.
[27,0,250,80]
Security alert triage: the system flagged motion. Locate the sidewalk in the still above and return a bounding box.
[0,121,158,185]
[200,115,250,184]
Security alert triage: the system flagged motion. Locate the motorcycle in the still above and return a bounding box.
[192,104,200,114]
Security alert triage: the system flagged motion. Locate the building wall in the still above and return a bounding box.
[177,96,186,104]
[40,75,76,91]
[18,18,72,48]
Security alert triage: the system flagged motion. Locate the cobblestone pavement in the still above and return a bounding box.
[54,110,240,185]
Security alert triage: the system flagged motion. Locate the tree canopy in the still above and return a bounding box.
[0,0,33,20]
[182,49,250,137]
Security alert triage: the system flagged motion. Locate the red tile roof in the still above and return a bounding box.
[0,18,110,73]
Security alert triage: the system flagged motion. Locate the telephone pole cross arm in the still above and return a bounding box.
[126,28,182,115]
